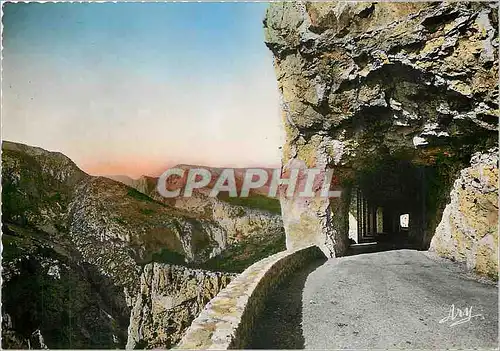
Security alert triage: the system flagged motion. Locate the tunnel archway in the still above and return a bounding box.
[347,159,435,250]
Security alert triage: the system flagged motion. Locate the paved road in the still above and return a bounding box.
[247,249,498,349]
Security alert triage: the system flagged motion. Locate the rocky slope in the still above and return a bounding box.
[126,263,235,349]
[430,148,498,278]
[107,174,158,197]
[1,141,284,348]
[108,168,285,272]
[2,142,129,348]
[264,2,498,276]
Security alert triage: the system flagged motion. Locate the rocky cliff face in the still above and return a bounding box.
[126,263,235,349]
[109,170,285,271]
[264,2,498,275]
[163,191,283,253]
[430,148,498,278]
[2,141,129,348]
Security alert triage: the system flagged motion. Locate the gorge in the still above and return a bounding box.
[1,1,498,350]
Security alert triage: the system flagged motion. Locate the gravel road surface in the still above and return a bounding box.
[247,249,498,349]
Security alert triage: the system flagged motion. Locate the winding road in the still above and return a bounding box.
[247,249,498,349]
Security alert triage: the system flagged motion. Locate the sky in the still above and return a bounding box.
[2,2,283,178]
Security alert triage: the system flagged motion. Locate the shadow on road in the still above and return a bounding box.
[346,233,422,257]
[245,258,327,349]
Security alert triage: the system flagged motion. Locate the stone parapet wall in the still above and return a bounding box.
[175,245,324,349]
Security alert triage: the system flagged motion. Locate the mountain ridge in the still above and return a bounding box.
[1,141,285,349]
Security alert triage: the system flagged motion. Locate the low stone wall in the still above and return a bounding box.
[174,245,324,349]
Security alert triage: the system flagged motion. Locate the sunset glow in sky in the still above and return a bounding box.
[2,2,283,178]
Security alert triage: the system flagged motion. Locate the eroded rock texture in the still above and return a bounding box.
[430,148,498,278]
[126,263,235,349]
[110,172,286,273]
[264,2,498,267]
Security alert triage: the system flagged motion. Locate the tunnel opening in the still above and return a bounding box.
[345,157,453,255]
[399,214,409,230]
